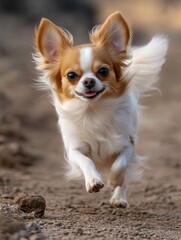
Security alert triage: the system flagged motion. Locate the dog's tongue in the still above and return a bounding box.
[83,92,97,97]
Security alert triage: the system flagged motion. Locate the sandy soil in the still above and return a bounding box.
[0,13,181,240]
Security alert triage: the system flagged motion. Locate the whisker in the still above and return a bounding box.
[52,87,61,94]
[104,84,117,93]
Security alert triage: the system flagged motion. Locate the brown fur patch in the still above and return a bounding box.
[55,48,81,102]
[92,45,129,99]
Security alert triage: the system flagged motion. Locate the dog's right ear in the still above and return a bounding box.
[35,18,73,63]
[90,12,131,57]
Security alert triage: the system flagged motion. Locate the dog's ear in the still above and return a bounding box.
[35,18,73,63]
[90,12,131,55]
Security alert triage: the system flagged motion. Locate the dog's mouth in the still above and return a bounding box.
[75,87,105,99]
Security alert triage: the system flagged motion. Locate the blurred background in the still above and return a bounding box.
[0,0,180,113]
[0,0,180,239]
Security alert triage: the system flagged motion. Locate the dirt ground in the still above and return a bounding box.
[0,4,181,240]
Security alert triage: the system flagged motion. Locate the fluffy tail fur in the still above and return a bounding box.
[128,36,169,99]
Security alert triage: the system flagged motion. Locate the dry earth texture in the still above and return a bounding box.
[0,1,181,239]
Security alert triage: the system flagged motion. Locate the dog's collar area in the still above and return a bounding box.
[75,87,105,99]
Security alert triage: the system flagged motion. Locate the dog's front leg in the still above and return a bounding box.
[68,149,104,193]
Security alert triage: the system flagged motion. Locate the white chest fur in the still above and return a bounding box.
[54,92,137,166]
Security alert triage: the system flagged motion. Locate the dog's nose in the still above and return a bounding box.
[83,78,95,89]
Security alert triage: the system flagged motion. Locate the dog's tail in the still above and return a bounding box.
[127,35,168,99]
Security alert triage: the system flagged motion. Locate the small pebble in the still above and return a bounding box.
[14,193,46,218]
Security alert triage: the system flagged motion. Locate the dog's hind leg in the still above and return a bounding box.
[110,184,128,208]
[108,167,128,208]
[108,144,134,208]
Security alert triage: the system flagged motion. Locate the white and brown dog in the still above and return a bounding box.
[34,12,168,207]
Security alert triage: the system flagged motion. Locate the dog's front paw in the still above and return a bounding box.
[86,179,104,193]
[110,198,128,208]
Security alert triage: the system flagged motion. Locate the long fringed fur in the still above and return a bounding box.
[128,36,168,99]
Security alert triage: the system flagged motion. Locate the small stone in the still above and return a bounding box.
[29,222,40,231]
[55,222,62,227]
[99,201,106,206]
[76,228,83,236]
[14,194,46,218]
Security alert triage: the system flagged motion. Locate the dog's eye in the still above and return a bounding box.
[98,67,109,77]
[67,72,77,81]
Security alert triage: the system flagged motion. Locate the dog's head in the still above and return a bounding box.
[35,12,131,102]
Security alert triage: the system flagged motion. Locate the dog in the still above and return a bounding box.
[34,12,168,208]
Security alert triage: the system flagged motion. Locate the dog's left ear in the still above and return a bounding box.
[90,12,131,55]
[35,18,73,63]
